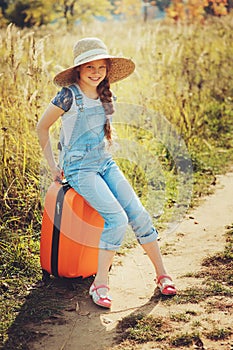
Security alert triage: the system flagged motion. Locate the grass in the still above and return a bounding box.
[196,224,233,286]
[165,224,233,306]
[205,327,232,341]
[115,308,232,348]
[116,313,169,343]
[0,13,233,350]
[169,283,232,305]
[170,332,196,347]
[112,223,233,349]
[1,15,233,232]
[169,312,191,322]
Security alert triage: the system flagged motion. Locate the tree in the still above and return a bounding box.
[56,0,113,24]
[204,0,229,16]
[3,0,113,28]
[5,0,57,27]
[142,0,171,22]
[156,0,172,11]
[111,0,141,19]
[5,0,30,28]
[166,0,230,22]
[0,0,8,27]
[0,0,7,15]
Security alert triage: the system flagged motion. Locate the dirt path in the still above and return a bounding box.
[30,171,233,350]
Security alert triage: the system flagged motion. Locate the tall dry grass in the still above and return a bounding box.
[0,15,233,246]
[0,15,233,347]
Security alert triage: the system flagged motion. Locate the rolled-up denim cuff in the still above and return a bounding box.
[137,228,158,245]
[99,239,120,251]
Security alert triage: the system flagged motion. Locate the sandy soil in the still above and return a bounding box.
[29,171,233,350]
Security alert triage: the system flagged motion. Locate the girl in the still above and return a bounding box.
[37,37,176,309]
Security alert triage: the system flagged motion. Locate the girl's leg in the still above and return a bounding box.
[142,240,176,294]
[68,168,128,251]
[141,240,167,277]
[89,249,115,308]
[103,161,176,294]
[102,160,159,245]
[92,249,115,298]
[67,169,127,306]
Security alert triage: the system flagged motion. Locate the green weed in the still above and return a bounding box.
[170,332,196,347]
[169,312,190,322]
[198,226,233,286]
[115,222,233,348]
[116,313,169,343]
[205,327,232,341]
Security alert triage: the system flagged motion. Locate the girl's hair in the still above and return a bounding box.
[97,76,114,144]
[97,59,114,144]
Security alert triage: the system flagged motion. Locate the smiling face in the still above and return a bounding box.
[77,59,108,95]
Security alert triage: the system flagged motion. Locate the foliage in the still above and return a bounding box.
[4,0,57,28]
[166,0,230,22]
[140,0,172,14]
[0,15,232,226]
[1,0,113,27]
[0,24,52,232]
[111,0,142,18]
[0,14,232,235]
[59,0,113,25]
[116,313,167,343]
[1,0,232,28]
[0,233,40,278]
[115,224,233,349]
[0,16,233,349]
[129,15,233,180]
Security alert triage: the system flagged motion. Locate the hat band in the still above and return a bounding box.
[74,48,109,65]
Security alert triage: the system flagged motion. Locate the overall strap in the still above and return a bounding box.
[65,84,86,149]
[68,84,84,112]
[58,84,84,162]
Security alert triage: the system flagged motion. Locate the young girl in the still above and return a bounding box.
[37,37,176,309]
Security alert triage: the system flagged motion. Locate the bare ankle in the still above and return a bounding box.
[94,278,109,287]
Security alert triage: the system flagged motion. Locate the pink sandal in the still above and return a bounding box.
[156,275,177,296]
[89,283,112,308]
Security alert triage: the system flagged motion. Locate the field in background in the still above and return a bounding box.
[0,14,233,347]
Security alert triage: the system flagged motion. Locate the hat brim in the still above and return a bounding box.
[53,55,135,87]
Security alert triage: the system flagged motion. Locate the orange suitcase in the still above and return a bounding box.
[40,181,104,279]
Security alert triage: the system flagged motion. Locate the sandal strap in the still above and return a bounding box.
[91,284,109,292]
[90,283,112,307]
[157,274,173,284]
[98,295,112,301]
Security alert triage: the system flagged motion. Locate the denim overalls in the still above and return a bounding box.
[61,84,158,251]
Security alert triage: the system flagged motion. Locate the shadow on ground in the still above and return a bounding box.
[1,275,94,350]
[1,273,167,350]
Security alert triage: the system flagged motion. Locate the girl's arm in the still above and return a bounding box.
[37,103,64,181]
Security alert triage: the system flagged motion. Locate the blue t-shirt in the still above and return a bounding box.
[51,87,73,112]
[52,86,117,112]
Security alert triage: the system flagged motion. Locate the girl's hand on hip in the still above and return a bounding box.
[51,165,63,182]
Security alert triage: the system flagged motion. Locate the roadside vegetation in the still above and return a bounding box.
[0,13,233,349]
[112,223,233,349]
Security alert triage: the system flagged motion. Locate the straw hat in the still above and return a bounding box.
[53,37,135,87]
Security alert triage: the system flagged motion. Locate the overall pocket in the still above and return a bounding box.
[63,150,86,178]
[67,150,86,165]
